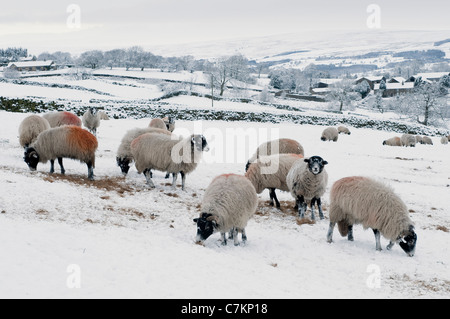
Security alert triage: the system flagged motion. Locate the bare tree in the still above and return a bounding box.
[326,80,359,112]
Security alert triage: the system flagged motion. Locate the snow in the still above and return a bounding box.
[1,110,449,299]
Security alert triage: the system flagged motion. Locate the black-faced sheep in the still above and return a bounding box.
[337,126,351,135]
[287,156,329,221]
[326,176,417,257]
[401,134,416,147]
[194,174,258,246]
[130,133,209,190]
[382,137,402,147]
[162,116,175,132]
[245,138,304,172]
[321,127,338,142]
[82,107,100,136]
[42,111,82,128]
[24,126,98,180]
[116,127,172,175]
[245,153,304,208]
[18,115,50,148]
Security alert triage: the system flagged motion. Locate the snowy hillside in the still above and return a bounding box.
[1,110,449,298]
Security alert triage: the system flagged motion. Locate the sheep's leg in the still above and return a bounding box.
[348,225,354,241]
[269,189,275,206]
[232,228,239,246]
[241,228,247,244]
[269,188,281,208]
[297,196,306,219]
[221,232,227,246]
[58,157,65,175]
[144,169,155,188]
[87,162,94,181]
[228,228,234,240]
[317,197,324,220]
[180,172,186,191]
[327,222,335,243]
[50,159,55,174]
[386,241,395,251]
[165,173,170,179]
[171,173,178,189]
[310,198,316,221]
[373,229,382,251]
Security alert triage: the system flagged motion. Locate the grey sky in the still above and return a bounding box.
[0,0,449,55]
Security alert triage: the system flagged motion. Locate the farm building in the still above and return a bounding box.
[355,76,386,90]
[7,61,55,72]
[374,81,415,97]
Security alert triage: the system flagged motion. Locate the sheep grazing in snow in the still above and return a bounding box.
[97,111,110,120]
[42,111,81,128]
[162,116,175,132]
[400,134,416,147]
[149,118,167,130]
[382,137,402,147]
[245,153,304,208]
[321,127,338,142]
[441,137,448,145]
[245,138,304,172]
[337,126,351,135]
[116,127,172,175]
[421,136,433,145]
[194,174,258,246]
[82,107,100,136]
[18,115,50,148]
[287,156,328,221]
[415,136,423,144]
[327,176,417,257]
[24,126,98,180]
[131,133,209,190]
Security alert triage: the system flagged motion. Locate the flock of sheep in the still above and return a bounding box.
[383,133,450,147]
[18,111,434,257]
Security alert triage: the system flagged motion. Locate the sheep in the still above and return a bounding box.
[415,136,423,144]
[400,134,416,147]
[321,127,339,142]
[23,125,98,180]
[286,156,329,221]
[245,153,304,209]
[149,118,167,130]
[382,137,402,147]
[162,116,175,132]
[337,126,351,135]
[441,137,449,145]
[326,176,417,257]
[130,133,209,190]
[97,111,110,120]
[82,107,100,136]
[194,174,258,246]
[18,115,50,148]
[42,111,81,128]
[245,138,304,172]
[421,136,433,145]
[116,127,172,175]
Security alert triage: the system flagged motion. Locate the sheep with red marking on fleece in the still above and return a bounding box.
[18,115,50,148]
[245,138,304,172]
[245,153,304,209]
[321,127,338,142]
[130,133,209,190]
[287,156,329,221]
[24,126,98,180]
[194,174,258,246]
[326,176,417,257]
[116,127,172,175]
[42,111,81,128]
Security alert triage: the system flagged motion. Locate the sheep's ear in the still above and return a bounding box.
[304,158,310,163]
[193,218,199,223]
[323,161,328,165]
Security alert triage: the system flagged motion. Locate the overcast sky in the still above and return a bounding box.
[0,0,449,55]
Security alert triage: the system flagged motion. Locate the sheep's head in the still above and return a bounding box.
[116,157,131,175]
[193,213,218,243]
[24,147,39,171]
[399,225,417,257]
[304,156,328,175]
[191,135,210,153]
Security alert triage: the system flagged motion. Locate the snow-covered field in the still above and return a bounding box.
[1,109,449,299]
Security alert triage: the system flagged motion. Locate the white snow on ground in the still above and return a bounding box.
[1,111,449,299]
